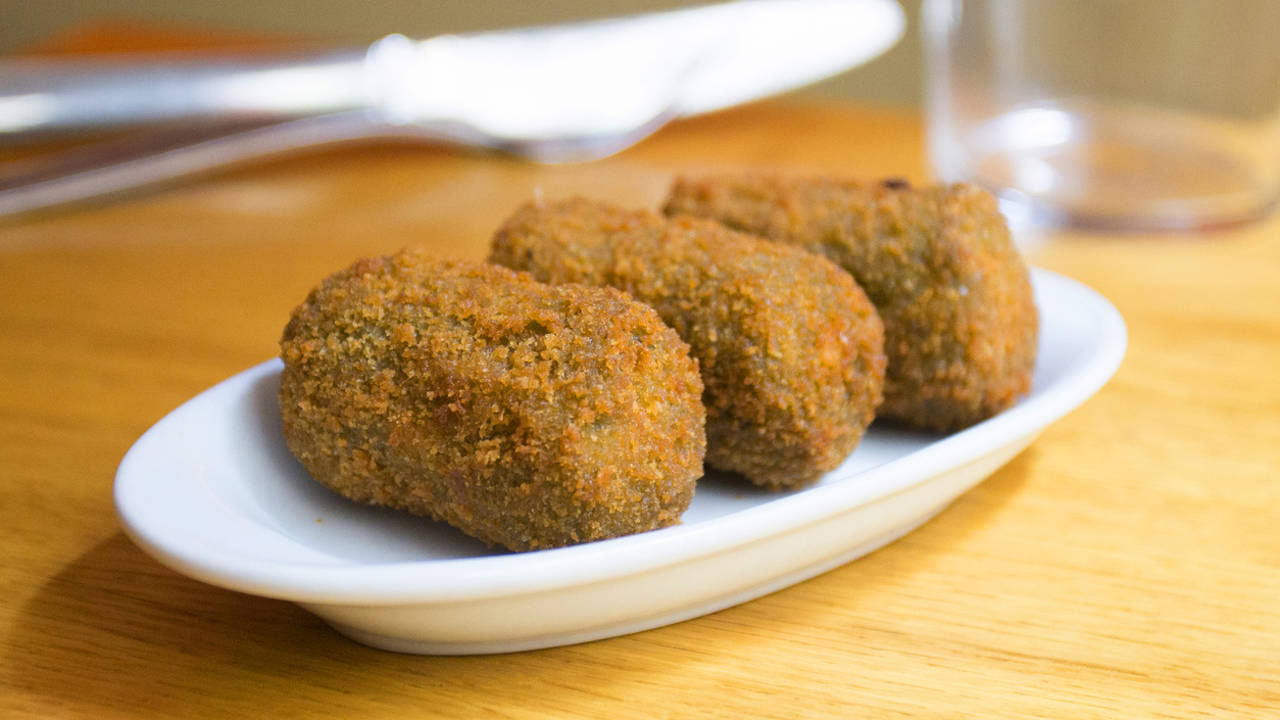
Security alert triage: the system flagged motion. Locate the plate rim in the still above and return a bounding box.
[114,267,1126,605]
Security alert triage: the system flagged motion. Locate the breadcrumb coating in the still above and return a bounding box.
[665,176,1038,432]
[279,250,705,551]
[491,198,885,489]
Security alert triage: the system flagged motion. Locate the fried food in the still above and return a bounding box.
[490,198,886,489]
[664,175,1038,432]
[278,250,706,551]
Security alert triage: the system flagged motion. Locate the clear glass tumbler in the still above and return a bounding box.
[923,0,1280,231]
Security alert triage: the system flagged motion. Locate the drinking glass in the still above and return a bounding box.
[923,0,1280,230]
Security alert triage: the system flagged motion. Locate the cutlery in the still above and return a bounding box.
[0,0,904,215]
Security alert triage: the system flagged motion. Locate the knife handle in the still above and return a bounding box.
[0,39,409,137]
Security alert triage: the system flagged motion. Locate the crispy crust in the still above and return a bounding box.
[491,198,885,489]
[664,175,1038,432]
[279,250,705,551]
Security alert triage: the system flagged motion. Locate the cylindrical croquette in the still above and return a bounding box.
[278,250,706,551]
[664,176,1038,432]
[490,198,886,490]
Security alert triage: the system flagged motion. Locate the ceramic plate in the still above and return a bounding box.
[115,268,1125,654]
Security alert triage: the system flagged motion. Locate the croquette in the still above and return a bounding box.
[664,176,1038,432]
[278,250,706,551]
[490,198,886,489]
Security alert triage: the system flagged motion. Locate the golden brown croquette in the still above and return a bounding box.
[279,250,706,551]
[490,198,885,489]
[664,176,1038,432]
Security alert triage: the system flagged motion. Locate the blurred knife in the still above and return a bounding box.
[0,0,903,215]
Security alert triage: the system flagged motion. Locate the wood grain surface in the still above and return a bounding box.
[2,30,1279,720]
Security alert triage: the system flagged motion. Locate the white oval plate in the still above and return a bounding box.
[115,268,1125,655]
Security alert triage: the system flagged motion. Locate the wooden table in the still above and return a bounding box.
[2,76,1278,717]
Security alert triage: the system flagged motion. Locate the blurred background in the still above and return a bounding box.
[0,0,924,107]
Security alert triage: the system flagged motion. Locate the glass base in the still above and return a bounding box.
[933,101,1280,232]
